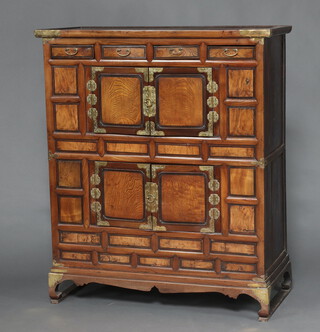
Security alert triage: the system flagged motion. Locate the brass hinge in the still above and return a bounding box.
[143,86,156,117]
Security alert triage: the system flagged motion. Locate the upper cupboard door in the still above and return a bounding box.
[86,67,148,135]
[150,67,219,137]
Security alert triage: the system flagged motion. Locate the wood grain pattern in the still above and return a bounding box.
[103,170,144,220]
[158,76,204,127]
[99,254,130,264]
[160,174,206,223]
[57,160,82,188]
[228,69,254,98]
[228,107,255,137]
[101,76,142,125]
[230,205,255,233]
[159,238,202,251]
[210,146,255,158]
[55,104,79,131]
[139,257,171,267]
[156,143,200,156]
[56,140,97,152]
[59,196,82,223]
[181,259,214,270]
[61,251,91,261]
[222,262,256,273]
[59,232,101,245]
[106,142,148,155]
[154,46,199,59]
[211,242,255,255]
[230,168,255,196]
[109,235,150,248]
[208,46,254,59]
[53,67,77,95]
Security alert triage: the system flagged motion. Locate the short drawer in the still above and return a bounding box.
[102,45,146,59]
[208,46,255,59]
[51,45,94,59]
[154,45,199,59]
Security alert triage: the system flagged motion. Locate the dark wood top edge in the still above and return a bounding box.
[34,26,292,39]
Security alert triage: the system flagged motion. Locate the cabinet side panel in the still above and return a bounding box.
[264,35,285,155]
[264,153,286,273]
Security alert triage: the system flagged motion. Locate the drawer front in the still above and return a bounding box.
[154,45,199,59]
[51,45,94,59]
[102,46,146,59]
[208,46,255,60]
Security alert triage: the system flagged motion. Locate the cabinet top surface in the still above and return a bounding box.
[34,25,292,38]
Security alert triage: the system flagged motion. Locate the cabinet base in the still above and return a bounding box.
[48,261,292,321]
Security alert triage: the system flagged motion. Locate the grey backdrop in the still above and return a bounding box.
[1,0,320,331]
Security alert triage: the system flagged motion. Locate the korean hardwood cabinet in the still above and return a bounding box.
[34,26,292,321]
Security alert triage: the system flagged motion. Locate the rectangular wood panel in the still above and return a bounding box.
[156,143,200,156]
[208,46,255,59]
[228,107,255,137]
[159,238,202,251]
[106,142,148,155]
[229,205,255,234]
[139,257,171,267]
[53,66,77,95]
[154,46,199,59]
[99,254,131,264]
[210,146,255,158]
[103,170,145,220]
[57,160,82,188]
[56,140,97,153]
[51,45,94,59]
[211,242,256,256]
[180,259,214,270]
[60,251,91,261]
[230,168,255,196]
[54,104,79,132]
[158,76,204,127]
[59,232,101,245]
[59,196,83,224]
[109,235,150,248]
[222,262,256,273]
[228,69,254,98]
[100,76,142,125]
[160,174,206,223]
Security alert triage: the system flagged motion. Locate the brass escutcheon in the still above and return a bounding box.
[116,48,131,57]
[65,48,78,56]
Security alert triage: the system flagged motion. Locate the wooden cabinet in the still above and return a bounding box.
[35,26,292,321]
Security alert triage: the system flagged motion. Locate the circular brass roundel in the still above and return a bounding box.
[87,94,97,105]
[87,107,98,119]
[90,174,100,185]
[86,80,97,92]
[91,201,101,213]
[91,188,101,199]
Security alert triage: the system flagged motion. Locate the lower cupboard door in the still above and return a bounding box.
[89,161,151,228]
[142,164,222,233]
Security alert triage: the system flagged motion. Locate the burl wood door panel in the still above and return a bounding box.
[150,164,221,233]
[85,67,147,135]
[151,67,219,137]
[89,161,150,228]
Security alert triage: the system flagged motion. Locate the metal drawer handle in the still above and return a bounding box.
[223,48,238,57]
[116,48,131,57]
[169,48,184,56]
[65,48,79,56]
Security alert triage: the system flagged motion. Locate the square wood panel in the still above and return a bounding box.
[100,75,142,125]
[103,170,145,220]
[229,205,255,234]
[229,168,255,196]
[157,76,204,127]
[59,196,83,224]
[53,66,78,95]
[54,104,79,132]
[228,107,255,137]
[160,174,206,223]
[57,160,82,188]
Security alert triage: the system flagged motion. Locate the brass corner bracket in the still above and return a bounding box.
[252,158,267,169]
[239,29,271,38]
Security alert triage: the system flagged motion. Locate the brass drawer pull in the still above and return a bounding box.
[223,48,238,57]
[65,47,79,56]
[169,48,184,56]
[116,48,131,57]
